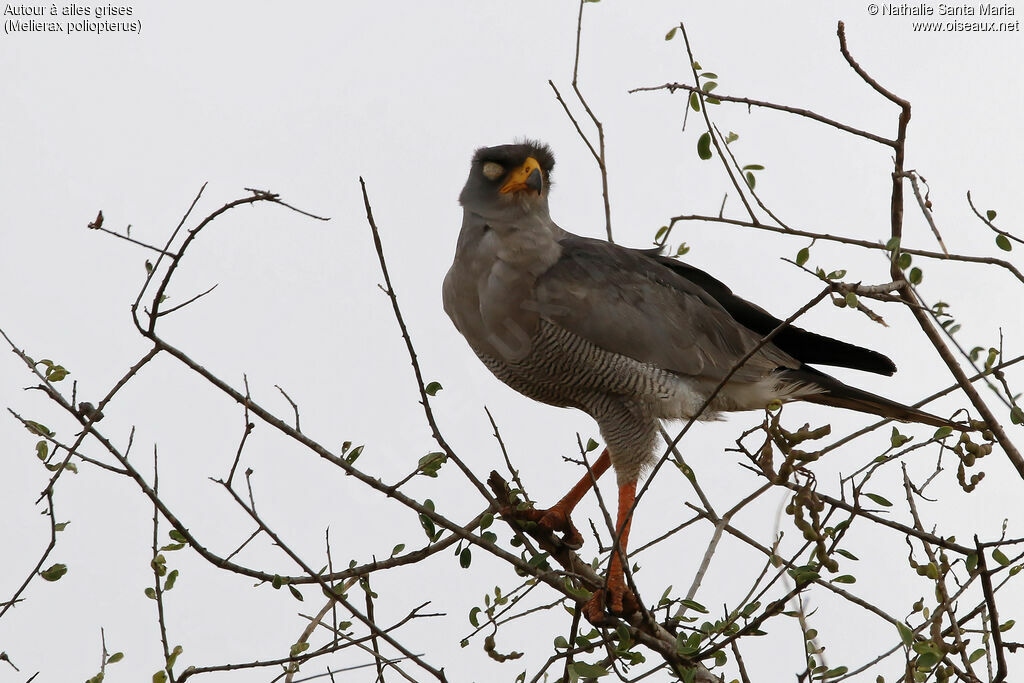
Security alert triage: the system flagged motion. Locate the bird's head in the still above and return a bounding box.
[459,140,555,221]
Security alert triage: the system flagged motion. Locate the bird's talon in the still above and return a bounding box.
[582,585,640,626]
[499,505,584,549]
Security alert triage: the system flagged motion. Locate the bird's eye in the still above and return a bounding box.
[481,162,504,180]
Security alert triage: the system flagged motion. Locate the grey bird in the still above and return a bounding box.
[443,140,960,622]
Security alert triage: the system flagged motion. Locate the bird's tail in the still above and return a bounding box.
[781,367,969,431]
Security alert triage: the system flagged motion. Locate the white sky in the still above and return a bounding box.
[2,2,1023,681]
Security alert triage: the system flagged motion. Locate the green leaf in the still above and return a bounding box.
[909,267,922,285]
[554,635,569,649]
[890,427,911,448]
[933,426,953,440]
[966,553,979,573]
[968,647,986,662]
[836,549,859,561]
[527,552,550,569]
[107,652,124,664]
[987,209,997,221]
[35,440,48,460]
[169,530,187,543]
[391,543,405,556]
[288,585,303,601]
[45,365,69,382]
[897,622,914,647]
[344,444,363,464]
[701,81,718,94]
[54,521,69,532]
[654,225,669,241]
[916,651,940,669]
[697,132,712,160]
[425,381,443,396]
[1011,406,1024,425]
[679,598,709,613]
[689,92,700,112]
[40,563,67,581]
[469,606,481,627]
[665,27,678,40]
[831,575,856,584]
[480,513,494,530]
[820,666,849,679]
[796,247,810,266]
[725,131,739,143]
[418,452,447,477]
[999,619,1015,632]
[845,292,858,309]
[745,171,756,189]
[898,253,912,270]
[159,542,185,552]
[153,671,167,683]
[166,645,182,670]
[993,548,1011,566]
[996,234,1012,251]
[24,420,53,437]
[289,641,310,657]
[586,438,600,452]
[676,242,690,256]
[564,576,592,600]
[569,662,610,678]
[144,587,156,600]
[864,493,892,507]
[459,547,472,569]
[164,569,178,591]
[742,164,765,171]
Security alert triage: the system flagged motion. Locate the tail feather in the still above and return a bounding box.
[782,367,968,431]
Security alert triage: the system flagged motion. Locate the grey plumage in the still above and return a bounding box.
[443,141,957,486]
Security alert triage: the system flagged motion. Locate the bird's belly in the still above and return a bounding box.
[476,320,712,418]
[475,321,808,422]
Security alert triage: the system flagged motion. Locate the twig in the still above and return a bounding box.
[675,22,757,223]
[976,536,1009,682]
[665,214,1024,284]
[275,384,302,433]
[628,82,894,147]
[359,177,493,503]
[151,447,176,683]
[838,19,1024,478]
[967,190,1024,246]
[569,0,612,242]
[155,283,219,317]
[902,170,949,256]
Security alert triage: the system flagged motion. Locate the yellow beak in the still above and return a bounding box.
[499,157,543,195]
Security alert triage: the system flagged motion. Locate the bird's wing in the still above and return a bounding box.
[531,237,795,382]
[647,254,897,376]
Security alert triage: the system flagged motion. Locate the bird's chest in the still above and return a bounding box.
[475,320,693,414]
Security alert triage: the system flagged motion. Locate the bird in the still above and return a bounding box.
[442,140,962,623]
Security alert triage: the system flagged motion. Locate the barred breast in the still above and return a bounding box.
[477,320,711,483]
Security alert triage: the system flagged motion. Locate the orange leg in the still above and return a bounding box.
[506,449,611,548]
[583,479,640,623]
